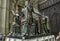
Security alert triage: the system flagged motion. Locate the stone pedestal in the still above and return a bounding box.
[5,35,55,41]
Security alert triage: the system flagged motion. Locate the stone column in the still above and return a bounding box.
[5,0,10,35]
[1,0,7,35]
[0,0,2,33]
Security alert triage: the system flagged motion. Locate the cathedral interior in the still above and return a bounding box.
[0,0,60,41]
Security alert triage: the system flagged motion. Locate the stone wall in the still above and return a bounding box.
[39,0,60,10]
[41,2,60,35]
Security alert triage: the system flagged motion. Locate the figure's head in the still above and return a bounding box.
[25,1,28,6]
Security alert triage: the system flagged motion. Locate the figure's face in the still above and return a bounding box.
[25,1,28,6]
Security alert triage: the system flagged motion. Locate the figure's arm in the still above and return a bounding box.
[32,8,42,16]
[11,10,15,16]
[33,8,40,14]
